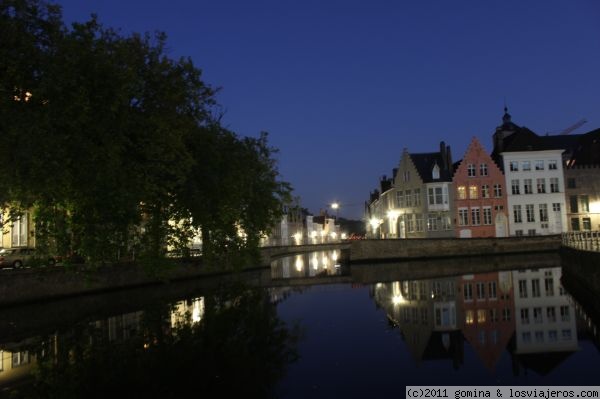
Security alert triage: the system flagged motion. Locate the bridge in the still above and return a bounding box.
[259,242,350,266]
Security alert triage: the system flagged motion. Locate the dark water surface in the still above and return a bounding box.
[0,252,598,398]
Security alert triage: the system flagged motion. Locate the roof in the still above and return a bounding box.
[410,152,453,183]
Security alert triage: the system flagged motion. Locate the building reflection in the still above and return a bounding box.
[372,266,588,375]
[270,250,343,279]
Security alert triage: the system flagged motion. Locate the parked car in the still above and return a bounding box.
[0,248,59,269]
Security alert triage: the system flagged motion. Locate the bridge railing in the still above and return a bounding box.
[562,231,600,252]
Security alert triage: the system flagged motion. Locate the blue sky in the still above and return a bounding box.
[55,0,600,219]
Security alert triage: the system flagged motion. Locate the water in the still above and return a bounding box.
[0,252,598,398]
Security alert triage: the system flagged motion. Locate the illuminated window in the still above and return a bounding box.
[466,310,474,325]
[457,186,467,200]
[469,186,478,199]
[477,309,486,323]
[11,213,28,247]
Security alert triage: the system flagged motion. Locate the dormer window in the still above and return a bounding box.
[432,164,440,179]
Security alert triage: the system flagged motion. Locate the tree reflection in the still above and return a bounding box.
[26,284,299,398]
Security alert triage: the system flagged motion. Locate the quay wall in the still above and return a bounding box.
[349,235,561,262]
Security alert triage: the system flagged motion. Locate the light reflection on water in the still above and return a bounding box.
[0,258,599,396]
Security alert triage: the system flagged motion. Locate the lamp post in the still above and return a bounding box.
[330,202,339,220]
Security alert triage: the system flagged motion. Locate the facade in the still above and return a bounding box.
[459,271,515,371]
[563,128,600,231]
[512,267,577,356]
[389,142,455,238]
[453,137,509,238]
[492,110,568,236]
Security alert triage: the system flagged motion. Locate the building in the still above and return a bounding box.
[492,109,569,236]
[0,209,36,249]
[453,137,509,238]
[563,128,600,231]
[389,142,455,238]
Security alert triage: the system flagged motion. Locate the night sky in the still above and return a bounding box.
[55,0,600,219]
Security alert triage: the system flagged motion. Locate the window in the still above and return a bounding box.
[481,184,490,198]
[549,160,558,170]
[464,283,473,301]
[571,218,580,231]
[532,279,541,297]
[403,171,410,182]
[494,184,502,197]
[539,204,548,222]
[526,204,535,222]
[428,186,448,206]
[562,329,572,341]
[560,306,570,322]
[545,278,554,296]
[549,330,558,342]
[570,201,580,217]
[518,280,528,298]
[552,203,561,212]
[533,307,543,323]
[524,179,533,194]
[502,308,511,321]
[522,332,531,343]
[477,309,486,323]
[467,164,476,177]
[489,309,498,322]
[471,208,481,225]
[567,178,576,188]
[459,208,469,226]
[535,160,544,170]
[483,207,492,225]
[536,178,546,194]
[465,310,474,324]
[480,163,488,176]
[581,195,589,212]
[11,352,30,368]
[583,218,592,230]
[414,189,421,206]
[415,214,424,231]
[488,281,497,299]
[432,165,440,179]
[421,308,428,324]
[522,161,531,171]
[11,213,28,247]
[428,215,439,231]
[510,161,519,171]
[405,189,413,207]
[550,178,559,193]
[513,205,523,223]
[477,282,485,299]
[535,330,544,343]
[511,180,520,195]
[547,307,556,322]
[406,214,415,232]
[528,229,536,236]
[397,191,404,207]
[515,229,523,236]
[520,308,530,324]
[469,186,478,199]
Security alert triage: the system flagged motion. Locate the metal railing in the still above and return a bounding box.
[562,231,600,252]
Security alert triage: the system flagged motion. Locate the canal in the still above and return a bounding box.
[0,251,598,398]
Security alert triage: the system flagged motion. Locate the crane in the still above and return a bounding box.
[557,118,587,135]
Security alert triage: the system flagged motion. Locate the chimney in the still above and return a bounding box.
[446,145,452,170]
[440,141,447,170]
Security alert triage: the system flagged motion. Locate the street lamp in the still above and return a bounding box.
[330,202,340,220]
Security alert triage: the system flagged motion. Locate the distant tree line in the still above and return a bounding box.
[0,0,291,265]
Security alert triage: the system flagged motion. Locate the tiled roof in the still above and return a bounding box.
[410,152,453,183]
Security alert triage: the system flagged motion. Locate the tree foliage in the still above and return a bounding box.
[0,0,291,265]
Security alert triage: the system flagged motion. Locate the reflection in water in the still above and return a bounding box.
[0,285,299,398]
[372,267,589,376]
[271,250,344,279]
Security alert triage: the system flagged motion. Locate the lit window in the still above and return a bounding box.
[457,186,466,200]
[469,186,478,199]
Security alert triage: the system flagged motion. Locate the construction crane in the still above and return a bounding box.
[558,118,587,135]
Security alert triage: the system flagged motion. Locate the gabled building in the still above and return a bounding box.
[492,109,568,236]
[562,128,600,231]
[391,142,455,238]
[453,137,509,238]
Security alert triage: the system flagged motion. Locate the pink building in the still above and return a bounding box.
[453,137,509,238]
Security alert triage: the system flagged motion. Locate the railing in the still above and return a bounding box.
[562,231,600,252]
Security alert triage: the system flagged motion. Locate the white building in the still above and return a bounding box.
[501,150,568,236]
